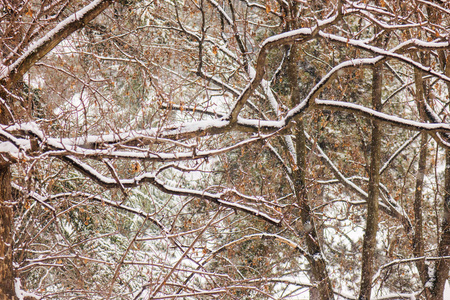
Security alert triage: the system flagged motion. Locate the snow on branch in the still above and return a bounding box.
[416,0,450,15]
[356,10,428,30]
[219,3,448,126]
[284,57,383,123]
[379,132,421,175]
[204,233,308,264]
[12,185,209,271]
[319,31,450,83]
[314,99,450,133]
[1,0,113,84]
[225,9,343,123]
[48,133,272,161]
[62,156,281,226]
[308,132,412,230]
[11,183,56,212]
[372,255,450,290]
[18,254,113,272]
[1,122,282,163]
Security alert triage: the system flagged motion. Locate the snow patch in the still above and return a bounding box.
[0,142,19,154]
[445,280,450,300]
[15,278,39,300]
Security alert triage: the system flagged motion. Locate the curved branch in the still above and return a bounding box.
[225,10,342,123]
[319,32,450,83]
[314,99,450,133]
[61,156,282,226]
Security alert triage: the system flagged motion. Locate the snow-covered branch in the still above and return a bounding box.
[61,156,281,226]
[2,0,113,84]
[314,99,450,133]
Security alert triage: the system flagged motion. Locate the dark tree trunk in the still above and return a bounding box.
[293,121,334,300]
[0,77,17,299]
[359,62,382,300]
[430,150,450,300]
[412,64,431,297]
[413,133,429,285]
[0,165,16,299]
[287,42,334,300]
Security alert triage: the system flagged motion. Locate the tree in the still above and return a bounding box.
[0,0,450,299]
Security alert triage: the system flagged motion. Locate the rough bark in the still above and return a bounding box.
[0,78,17,299]
[287,43,334,300]
[0,166,16,300]
[411,6,449,292]
[412,63,431,292]
[413,133,429,285]
[359,62,382,300]
[294,122,334,300]
[431,149,450,300]
[431,30,450,295]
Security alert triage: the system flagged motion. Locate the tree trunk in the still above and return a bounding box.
[411,63,432,296]
[413,133,429,286]
[430,150,450,300]
[287,42,334,300]
[294,121,334,300]
[0,165,16,299]
[359,62,382,300]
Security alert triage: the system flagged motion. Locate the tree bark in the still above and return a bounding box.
[413,133,429,285]
[0,166,16,299]
[293,122,334,300]
[411,62,432,296]
[287,43,334,300]
[0,71,17,298]
[431,149,450,300]
[359,62,382,300]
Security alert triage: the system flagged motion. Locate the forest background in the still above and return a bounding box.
[1,0,450,299]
